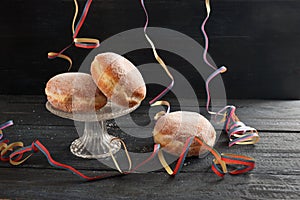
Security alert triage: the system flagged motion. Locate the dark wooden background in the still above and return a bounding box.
[0,0,299,99]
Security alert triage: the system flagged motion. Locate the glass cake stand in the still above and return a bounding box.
[46,101,139,159]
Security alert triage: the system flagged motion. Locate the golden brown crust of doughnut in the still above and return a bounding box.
[45,72,107,113]
[153,111,216,157]
[91,52,146,107]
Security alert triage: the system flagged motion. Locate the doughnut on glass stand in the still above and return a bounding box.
[46,101,139,159]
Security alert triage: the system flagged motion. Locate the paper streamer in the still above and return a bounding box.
[48,0,100,71]
[205,66,228,116]
[0,120,160,181]
[224,106,260,147]
[201,0,217,71]
[205,67,260,146]
[212,153,255,177]
[158,137,195,176]
[140,0,174,105]
[109,138,132,173]
[151,100,171,120]
[1,119,255,179]
[158,135,255,178]
[201,0,260,146]
[150,103,255,177]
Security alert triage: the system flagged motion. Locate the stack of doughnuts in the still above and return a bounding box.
[46,53,216,157]
[153,111,216,157]
[45,52,146,112]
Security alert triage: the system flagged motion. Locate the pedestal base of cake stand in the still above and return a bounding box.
[46,101,140,159]
[70,121,121,159]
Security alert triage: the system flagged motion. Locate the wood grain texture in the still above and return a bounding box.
[0,168,299,200]
[0,96,299,199]
[1,95,300,131]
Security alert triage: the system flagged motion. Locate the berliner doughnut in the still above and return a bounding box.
[153,111,216,157]
[45,72,107,113]
[91,52,146,107]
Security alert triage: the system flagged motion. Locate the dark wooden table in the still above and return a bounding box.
[0,95,299,199]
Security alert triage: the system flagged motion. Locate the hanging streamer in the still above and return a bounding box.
[48,0,100,71]
[140,0,174,105]
[201,0,217,71]
[201,0,260,146]
[205,67,260,146]
[139,0,256,175]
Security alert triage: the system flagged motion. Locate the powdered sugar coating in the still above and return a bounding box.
[91,52,146,107]
[153,111,216,157]
[45,72,107,112]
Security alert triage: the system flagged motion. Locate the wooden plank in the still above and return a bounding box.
[2,96,300,118]
[1,95,299,114]
[1,111,299,132]
[0,97,299,199]
[0,123,299,175]
[0,168,299,200]
[1,96,300,131]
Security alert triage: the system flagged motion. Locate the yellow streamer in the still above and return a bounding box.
[0,141,33,166]
[205,0,211,15]
[47,52,73,71]
[151,100,171,120]
[158,136,228,175]
[72,0,79,34]
[109,137,132,173]
[144,35,174,81]
[158,150,174,175]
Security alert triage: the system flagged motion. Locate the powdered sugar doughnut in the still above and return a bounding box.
[153,111,216,157]
[45,72,107,112]
[91,52,146,107]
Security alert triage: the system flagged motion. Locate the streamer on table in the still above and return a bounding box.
[0,121,158,180]
[1,120,254,179]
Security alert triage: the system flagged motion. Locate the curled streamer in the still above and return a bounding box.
[201,0,217,70]
[201,0,260,146]
[48,0,100,71]
[1,119,255,179]
[150,103,255,177]
[0,121,35,165]
[224,106,260,147]
[157,135,255,177]
[140,0,174,105]
[0,120,160,181]
[151,100,171,120]
[109,138,132,173]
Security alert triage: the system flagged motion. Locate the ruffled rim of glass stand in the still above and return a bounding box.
[46,101,140,122]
